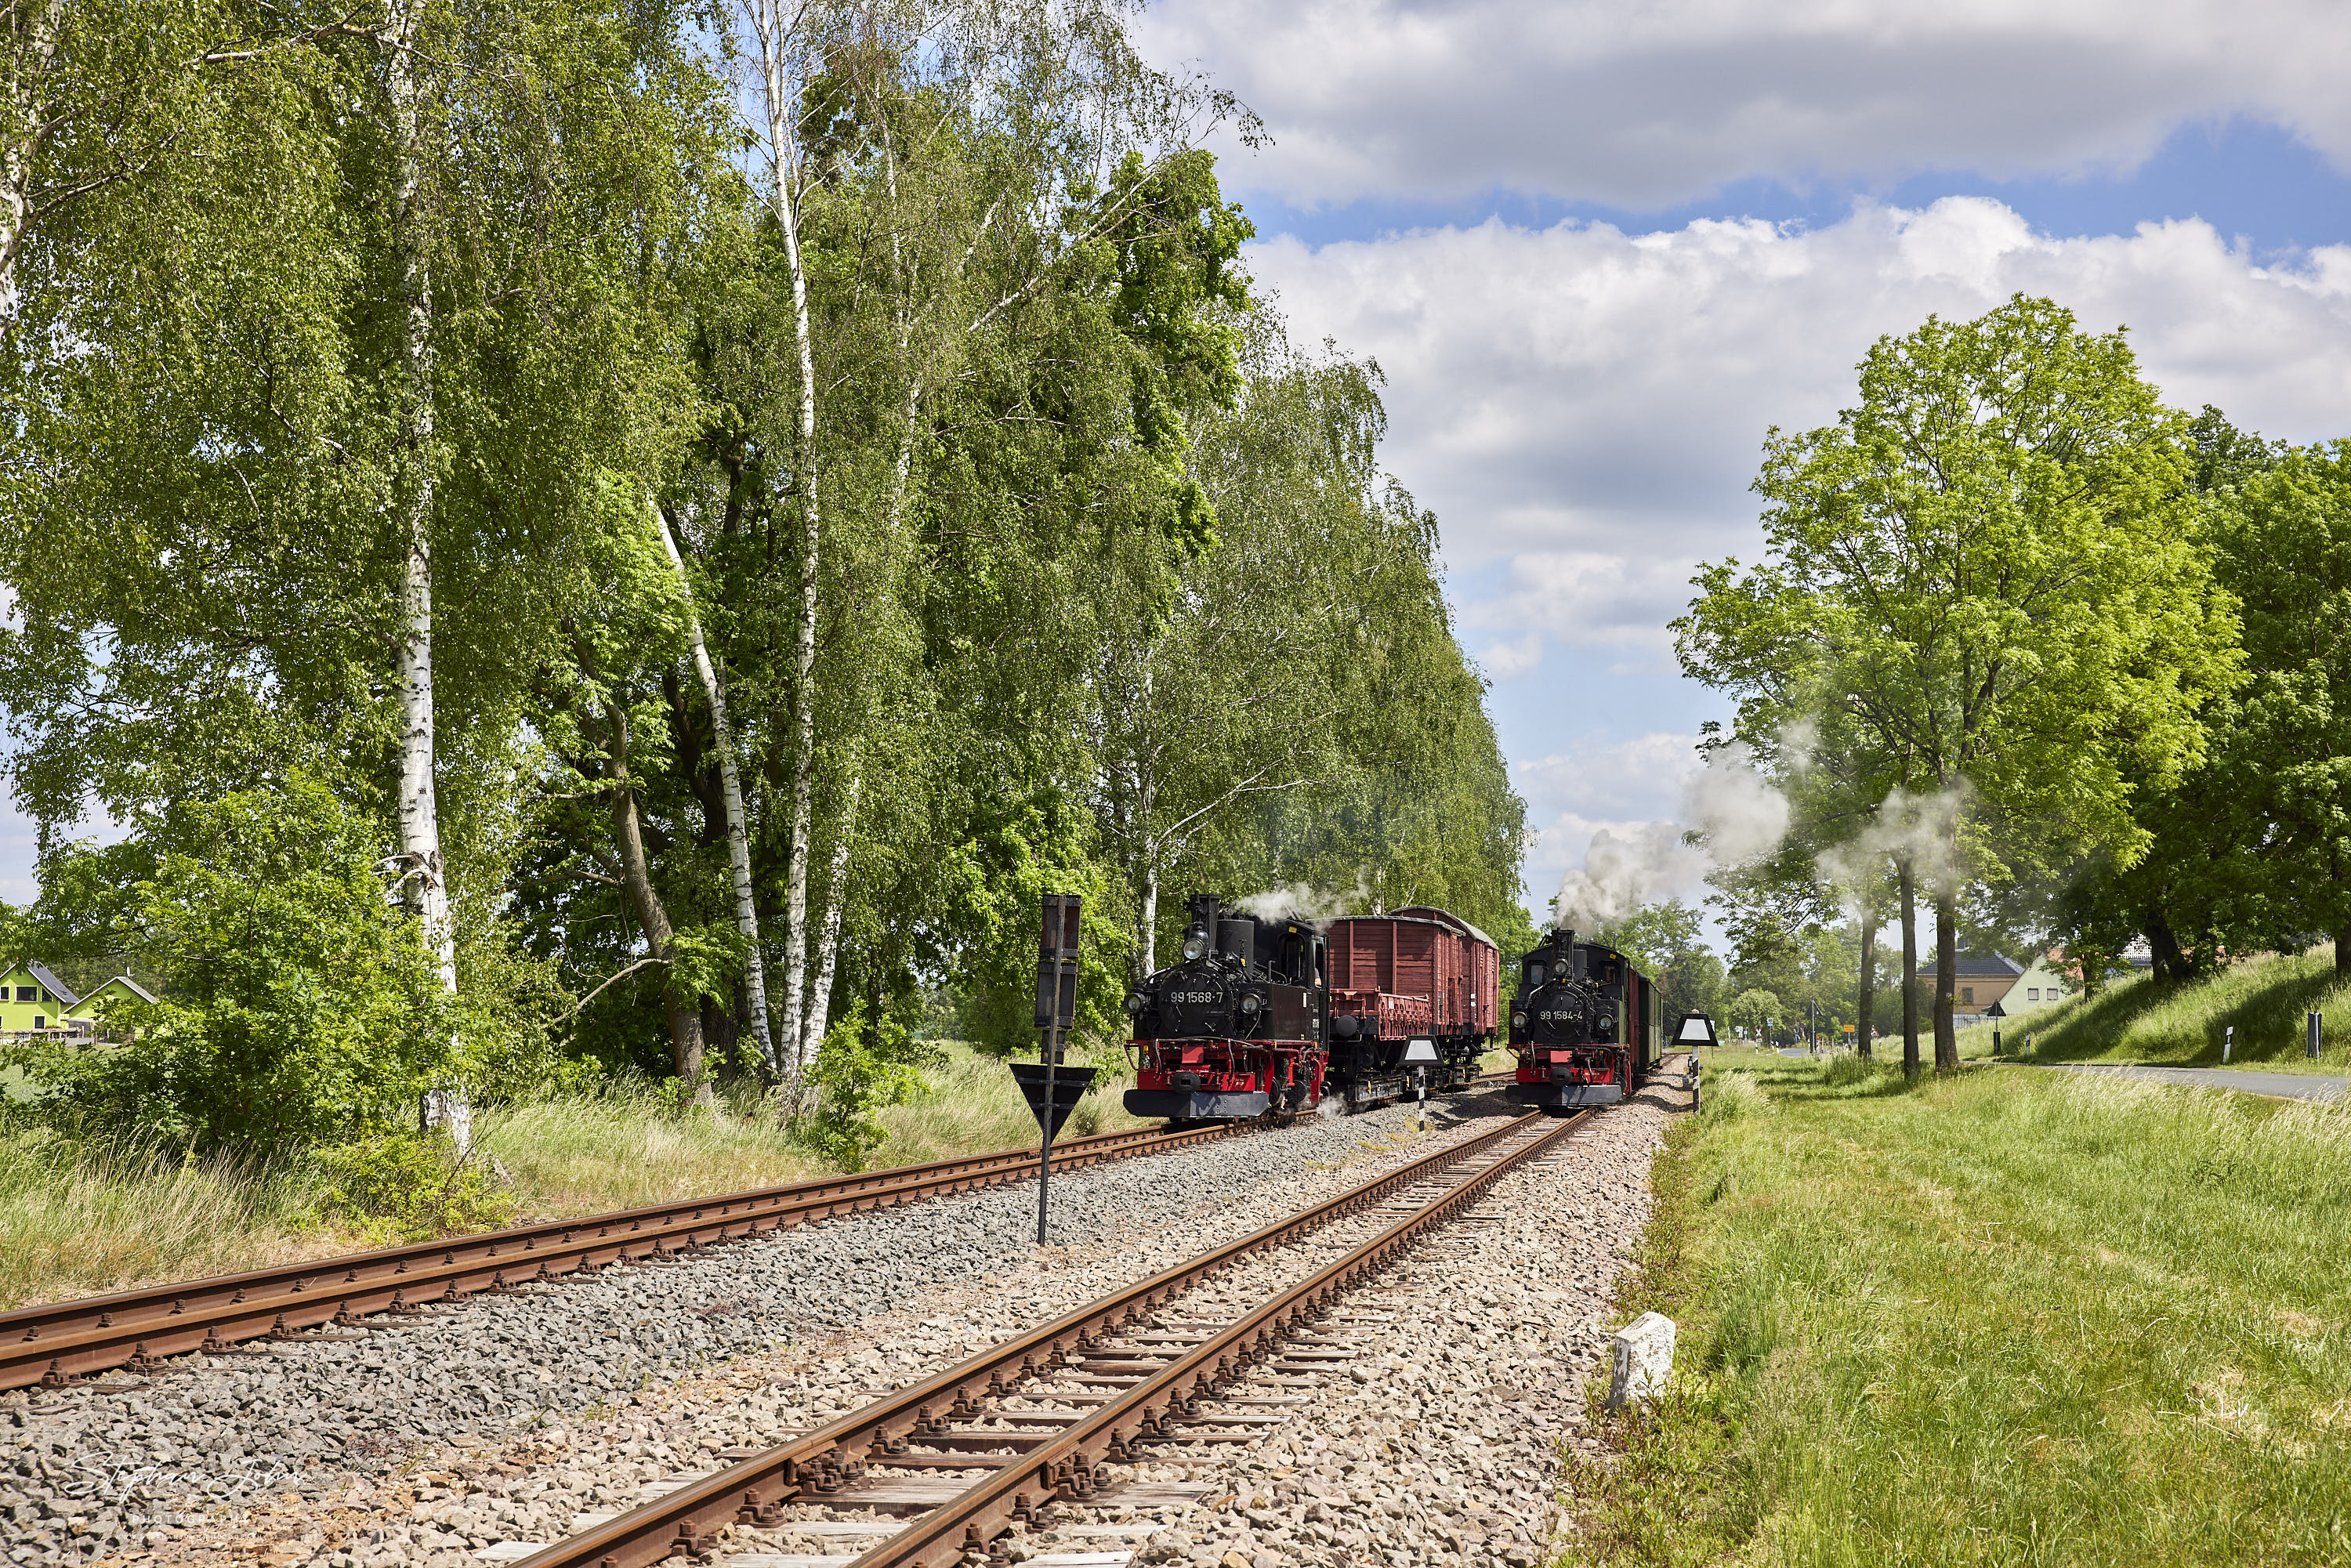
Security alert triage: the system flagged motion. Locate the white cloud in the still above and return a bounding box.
[1249,199,2351,649]
[1477,630,1543,679]
[1515,732,1701,823]
[1147,0,2351,205]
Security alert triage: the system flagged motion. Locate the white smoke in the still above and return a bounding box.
[1815,785,1971,907]
[1549,741,1790,930]
[1230,871,1374,928]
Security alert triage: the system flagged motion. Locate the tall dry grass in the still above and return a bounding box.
[0,1129,337,1309]
[3,1039,1152,1306]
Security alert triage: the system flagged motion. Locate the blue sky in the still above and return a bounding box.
[1128,0,2351,925]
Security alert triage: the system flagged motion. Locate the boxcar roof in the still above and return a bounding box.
[1327,906,1497,952]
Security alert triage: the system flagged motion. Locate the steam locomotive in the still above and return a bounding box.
[1122,894,1499,1121]
[1505,927,1663,1109]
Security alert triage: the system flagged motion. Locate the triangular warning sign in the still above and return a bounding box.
[1008,1063,1099,1140]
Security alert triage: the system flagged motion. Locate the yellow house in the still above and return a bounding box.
[0,961,82,1035]
[69,975,159,1040]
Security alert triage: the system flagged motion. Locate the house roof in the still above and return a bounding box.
[1914,954,2025,980]
[22,961,80,1009]
[99,969,160,1006]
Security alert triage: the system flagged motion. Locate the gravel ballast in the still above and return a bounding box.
[1057,1076,1681,1568]
[2,1092,1531,1567]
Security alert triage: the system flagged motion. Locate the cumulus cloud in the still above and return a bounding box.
[1248,199,2351,648]
[1144,0,2351,205]
[1478,630,1543,679]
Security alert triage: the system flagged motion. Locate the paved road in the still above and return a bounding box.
[2034,1060,2347,1101]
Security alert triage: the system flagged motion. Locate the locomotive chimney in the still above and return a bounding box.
[1558,929,1582,983]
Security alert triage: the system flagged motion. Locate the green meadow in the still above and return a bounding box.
[1567,1054,2351,1566]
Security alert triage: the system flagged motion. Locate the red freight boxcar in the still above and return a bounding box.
[1320,906,1498,1109]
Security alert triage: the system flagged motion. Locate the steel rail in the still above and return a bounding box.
[514,1106,1569,1568]
[0,1121,1241,1392]
[4,1069,1520,1392]
[850,1111,1586,1567]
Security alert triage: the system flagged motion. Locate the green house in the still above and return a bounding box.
[69,975,159,1040]
[0,961,82,1034]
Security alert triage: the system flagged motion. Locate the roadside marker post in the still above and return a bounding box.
[2311,1012,2324,1063]
[2224,1024,2233,1063]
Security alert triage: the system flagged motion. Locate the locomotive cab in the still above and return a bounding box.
[1507,929,1660,1110]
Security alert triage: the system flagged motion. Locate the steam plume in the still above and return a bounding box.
[1550,742,1789,929]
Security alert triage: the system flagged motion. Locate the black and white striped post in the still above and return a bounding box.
[2310,1012,2325,1063]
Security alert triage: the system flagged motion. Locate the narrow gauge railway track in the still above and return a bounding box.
[3,1073,1518,1392]
[1,1121,1247,1392]
[519,1106,1585,1568]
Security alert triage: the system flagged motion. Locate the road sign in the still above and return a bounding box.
[1035,893,1081,1040]
[1024,892,1085,1244]
[1009,1061,1098,1141]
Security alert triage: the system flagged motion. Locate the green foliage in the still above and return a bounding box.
[1726,988,1781,1037]
[1680,295,2244,1069]
[947,799,1135,1056]
[0,0,1534,1157]
[800,998,932,1169]
[310,1132,516,1244]
[16,776,457,1150]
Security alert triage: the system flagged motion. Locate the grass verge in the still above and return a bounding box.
[1962,947,2351,1074]
[1562,1054,2351,1566]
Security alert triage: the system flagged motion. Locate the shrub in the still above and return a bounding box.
[16,775,459,1151]
[310,1132,515,1243]
[800,998,931,1168]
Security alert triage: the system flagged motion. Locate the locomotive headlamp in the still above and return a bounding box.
[1240,993,1261,1016]
[1511,1011,1527,1030]
[1182,925,1208,961]
[1125,991,1149,1016]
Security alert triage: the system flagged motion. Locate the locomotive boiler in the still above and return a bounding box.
[1506,927,1661,1110]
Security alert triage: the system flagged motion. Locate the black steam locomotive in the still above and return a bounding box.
[1121,895,1329,1121]
[1506,927,1661,1110]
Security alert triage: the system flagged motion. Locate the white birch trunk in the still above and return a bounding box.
[386,0,465,1152]
[799,770,860,1070]
[1139,864,1157,979]
[652,501,777,1075]
[0,0,62,332]
[747,0,823,1100]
